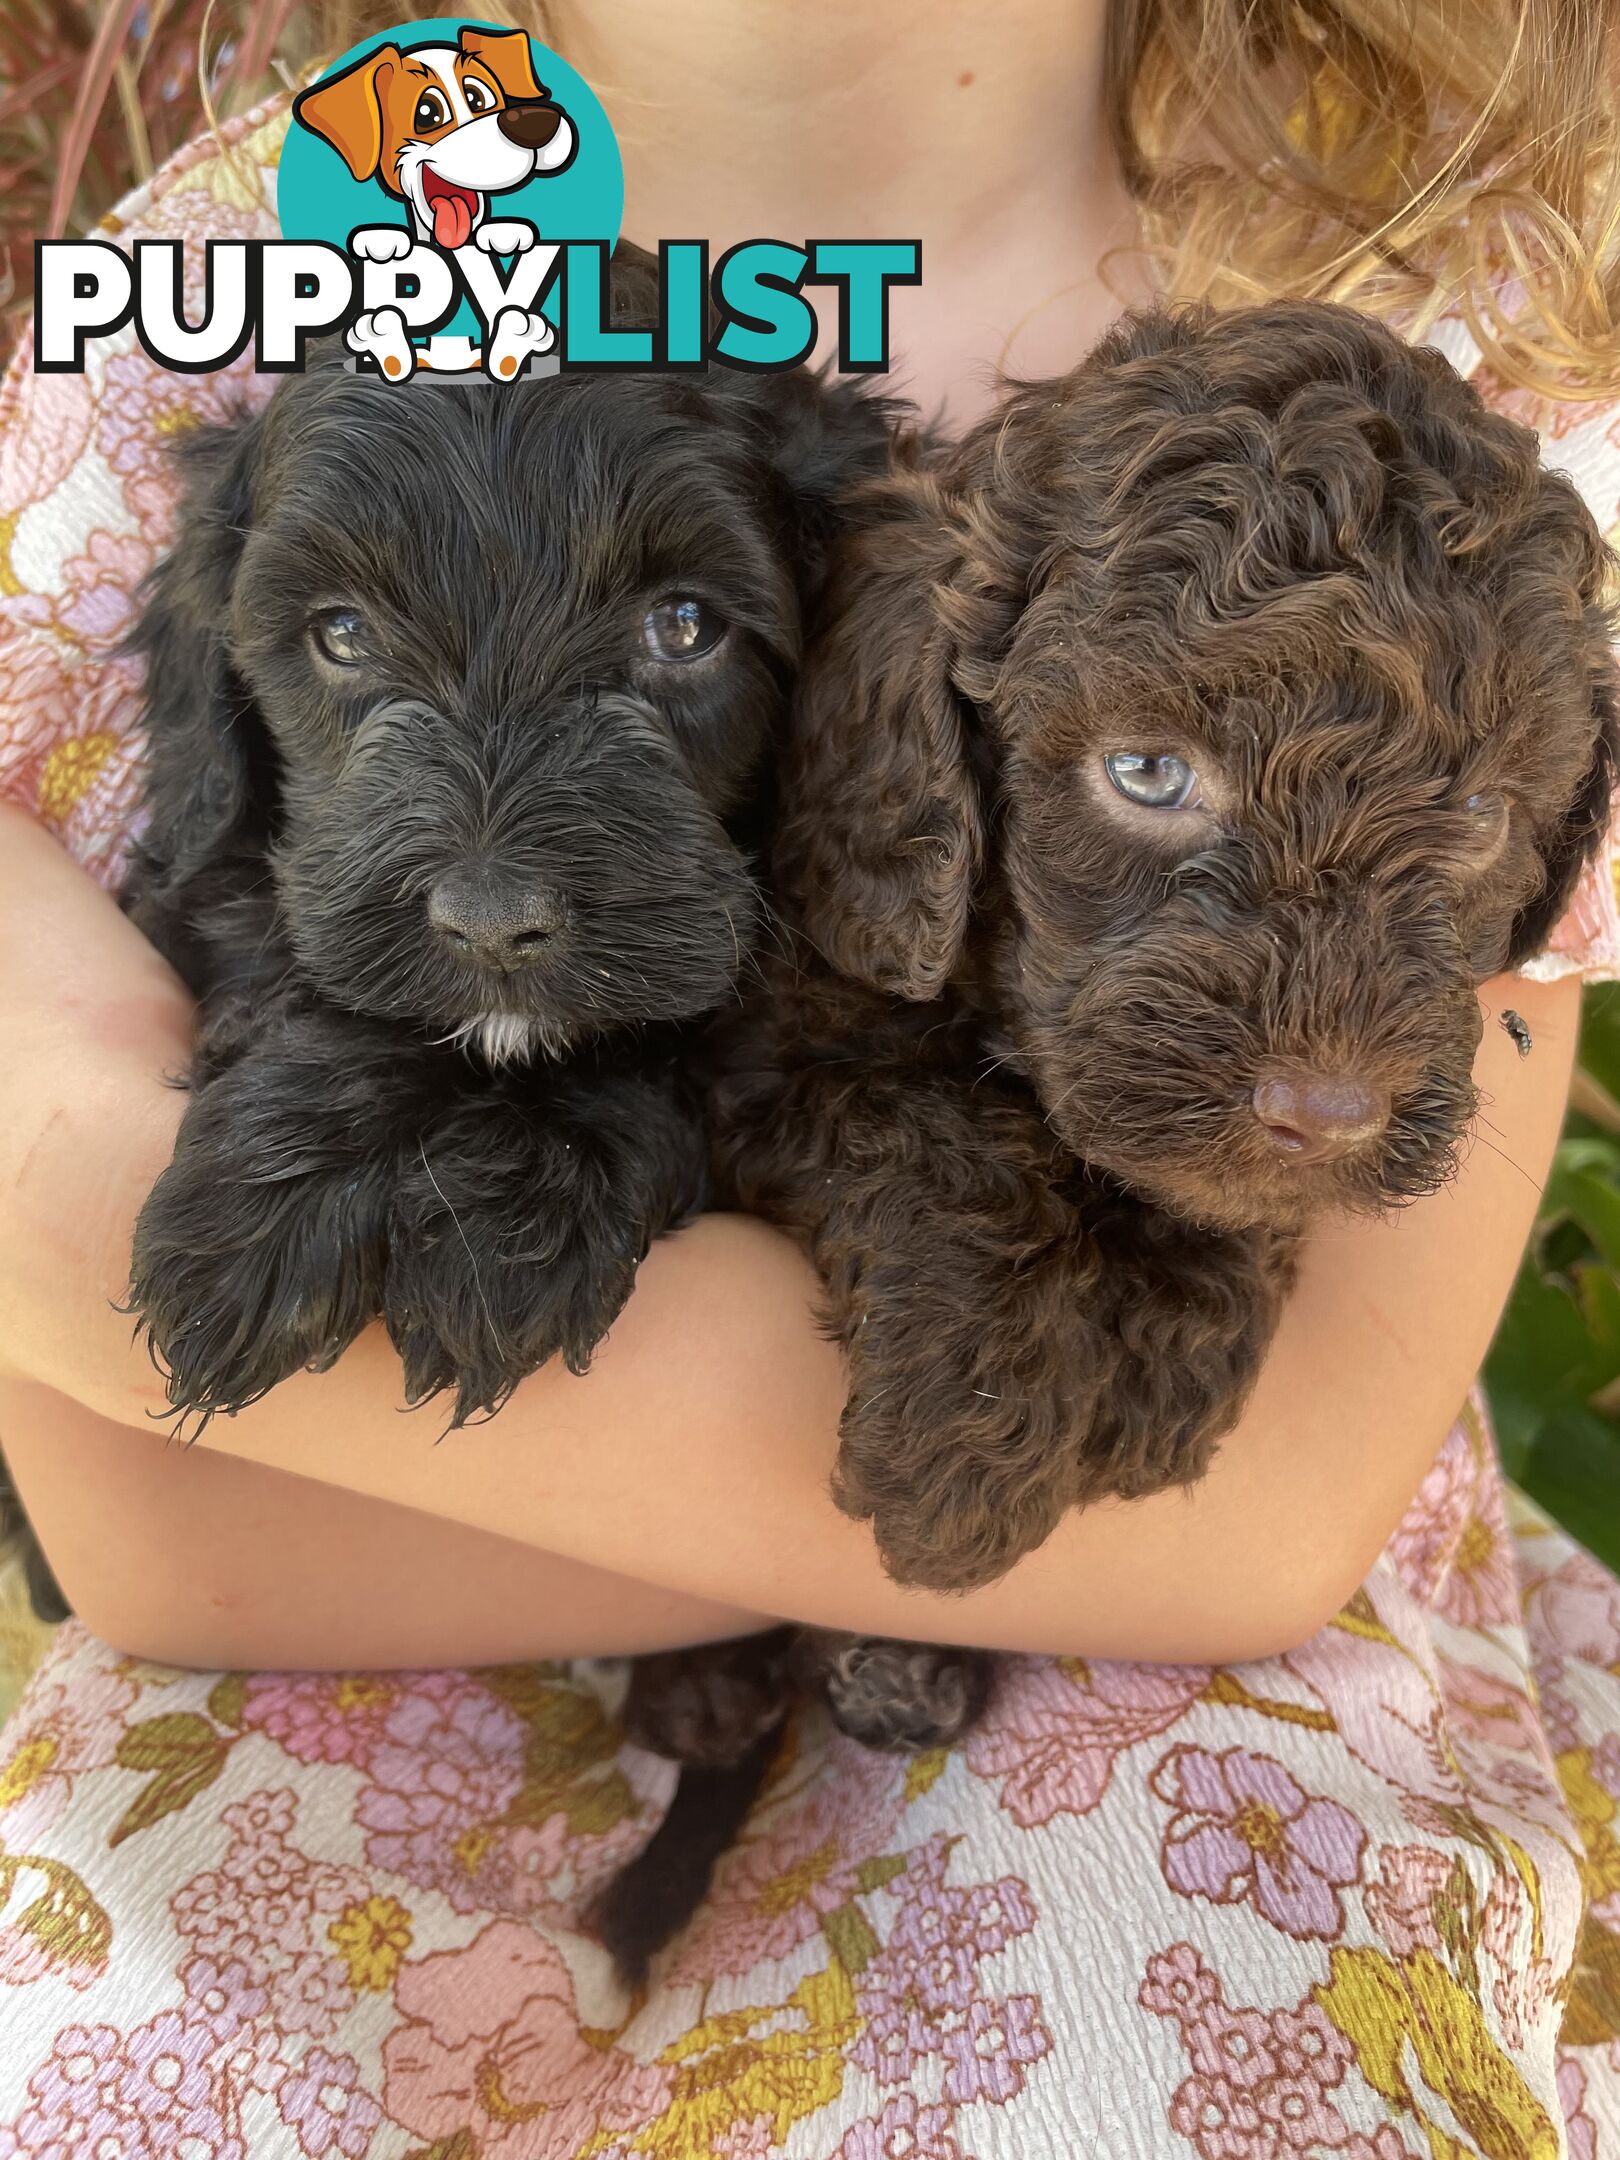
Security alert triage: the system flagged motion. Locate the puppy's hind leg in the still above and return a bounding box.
[590,1630,794,1989]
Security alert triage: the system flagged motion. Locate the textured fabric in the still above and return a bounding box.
[3,104,1620,2158]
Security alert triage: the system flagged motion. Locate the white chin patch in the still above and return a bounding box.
[449,1014,571,1067]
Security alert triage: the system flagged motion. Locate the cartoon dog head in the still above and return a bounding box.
[293,26,576,250]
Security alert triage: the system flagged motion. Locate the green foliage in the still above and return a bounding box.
[1483,983,1620,1569]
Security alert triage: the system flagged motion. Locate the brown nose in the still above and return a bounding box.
[497,99,566,150]
[1252,1070,1391,1162]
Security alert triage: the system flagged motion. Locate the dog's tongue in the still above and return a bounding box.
[432,192,473,250]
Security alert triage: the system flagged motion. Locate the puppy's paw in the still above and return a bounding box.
[347,307,416,380]
[834,1341,1072,1593]
[351,225,414,262]
[384,1111,670,1422]
[130,1099,390,1422]
[801,1631,993,1752]
[475,219,537,256]
[483,306,555,380]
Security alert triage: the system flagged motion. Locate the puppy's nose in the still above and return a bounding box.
[1252,1070,1391,1162]
[427,873,569,971]
[497,99,566,150]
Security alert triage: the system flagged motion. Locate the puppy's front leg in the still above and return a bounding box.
[130,1007,451,1421]
[721,1036,1284,1593]
[384,1056,708,1424]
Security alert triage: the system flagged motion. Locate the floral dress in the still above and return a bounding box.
[1,106,1619,2160]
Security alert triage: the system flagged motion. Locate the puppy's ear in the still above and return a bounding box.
[127,411,273,894]
[782,473,985,1001]
[459,25,546,102]
[292,46,399,183]
[1506,647,1620,968]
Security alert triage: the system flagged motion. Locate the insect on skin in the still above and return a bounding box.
[1500,1008,1534,1057]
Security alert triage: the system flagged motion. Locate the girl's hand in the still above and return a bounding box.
[0,804,191,1420]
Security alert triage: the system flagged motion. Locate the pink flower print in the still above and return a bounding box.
[0,1658,141,1836]
[1532,1550,1620,1667]
[221,1788,298,1845]
[668,1727,905,1981]
[116,2009,219,2141]
[1558,2051,1599,2160]
[274,1951,355,2039]
[1183,2003,1278,2094]
[1268,2004,1352,2091]
[1168,2073,1270,2160]
[939,1994,1051,2106]
[22,2025,125,2120]
[382,1920,673,2160]
[1153,1746,1366,1939]
[1437,1494,1519,1628]
[0,621,147,887]
[276,2048,380,2160]
[355,1682,526,1911]
[836,2095,963,2160]
[713,2116,777,2159]
[95,350,256,544]
[0,361,95,506]
[8,528,156,655]
[1139,1944,1224,2025]
[964,1654,1209,1827]
[1385,1420,1477,1607]
[1340,2134,1421,2160]
[1438,1656,1545,1754]
[179,1955,269,2046]
[1363,1843,1452,1957]
[241,1671,422,1770]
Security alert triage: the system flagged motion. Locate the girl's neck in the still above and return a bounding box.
[557,0,1151,427]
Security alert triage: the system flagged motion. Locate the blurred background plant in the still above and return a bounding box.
[1,0,1618,1572]
[1486,986,1620,1569]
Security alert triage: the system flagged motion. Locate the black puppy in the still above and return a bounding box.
[117,265,890,1426]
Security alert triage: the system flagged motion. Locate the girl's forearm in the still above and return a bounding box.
[0,809,1578,1661]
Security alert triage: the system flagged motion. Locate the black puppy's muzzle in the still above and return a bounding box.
[426,868,573,975]
[279,692,760,1044]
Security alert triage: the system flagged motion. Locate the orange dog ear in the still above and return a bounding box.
[292,45,400,182]
[459,25,546,102]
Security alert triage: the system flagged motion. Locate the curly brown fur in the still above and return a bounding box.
[106,250,893,1434]
[715,300,1619,1607]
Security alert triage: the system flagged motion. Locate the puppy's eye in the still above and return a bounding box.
[413,89,450,132]
[1105,751,1199,810]
[309,608,370,668]
[642,597,727,663]
[464,79,493,113]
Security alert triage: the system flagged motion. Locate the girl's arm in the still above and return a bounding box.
[0,806,1575,1662]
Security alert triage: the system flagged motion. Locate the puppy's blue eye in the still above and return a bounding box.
[310,609,369,668]
[1105,751,1198,809]
[642,597,726,663]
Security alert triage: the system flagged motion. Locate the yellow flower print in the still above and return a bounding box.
[328,1893,412,1992]
[38,733,116,824]
[586,1963,858,2158]
[1314,1944,1558,2160]
[0,1734,59,1808]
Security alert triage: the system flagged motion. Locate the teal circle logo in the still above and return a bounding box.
[277,17,623,363]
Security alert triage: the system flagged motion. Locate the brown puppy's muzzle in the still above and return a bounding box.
[1252,1069,1392,1163]
[498,99,567,150]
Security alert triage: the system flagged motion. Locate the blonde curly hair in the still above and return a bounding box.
[1109,0,1620,396]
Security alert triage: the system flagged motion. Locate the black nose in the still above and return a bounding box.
[1252,1069,1391,1162]
[497,99,566,150]
[428,872,569,971]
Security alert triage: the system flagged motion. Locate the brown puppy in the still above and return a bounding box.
[597,302,1619,1983]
